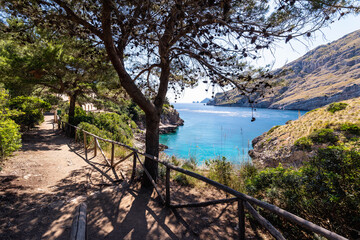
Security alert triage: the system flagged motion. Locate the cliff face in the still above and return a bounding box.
[160,106,184,134]
[249,98,360,167]
[209,30,360,110]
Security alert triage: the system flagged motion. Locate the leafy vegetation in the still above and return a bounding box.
[246,146,360,238]
[294,137,313,151]
[0,88,21,161]
[309,128,339,144]
[205,157,233,186]
[340,122,360,135]
[60,104,138,146]
[327,102,348,113]
[8,96,51,130]
[0,119,21,160]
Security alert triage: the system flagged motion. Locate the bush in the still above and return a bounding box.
[245,146,360,238]
[327,102,348,113]
[93,112,134,146]
[340,123,360,135]
[294,137,313,151]
[182,157,197,170]
[0,118,21,159]
[205,157,233,186]
[174,173,191,186]
[9,96,51,129]
[309,128,338,144]
[76,122,112,147]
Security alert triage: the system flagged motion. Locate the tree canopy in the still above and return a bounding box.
[1,0,359,184]
[0,20,118,123]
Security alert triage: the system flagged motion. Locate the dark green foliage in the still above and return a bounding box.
[59,102,137,146]
[174,173,191,186]
[71,106,93,126]
[42,94,63,106]
[309,128,338,144]
[127,101,145,123]
[93,112,134,146]
[340,123,360,135]
[0,118,21,159]
[246,146,360,238]
[8,96,51,129]
[294,137,313,151]
[327,102,348,113]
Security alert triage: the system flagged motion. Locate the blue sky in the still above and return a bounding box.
[170,14,360,103]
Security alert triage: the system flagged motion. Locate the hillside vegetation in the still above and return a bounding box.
[249,97,360,167]
[209,29,360,110]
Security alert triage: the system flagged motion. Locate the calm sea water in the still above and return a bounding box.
[160,103,305,164]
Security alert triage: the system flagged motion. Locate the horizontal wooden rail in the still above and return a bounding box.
[171,197,238,209]
[60,120,347,240]
[70,202,87,240]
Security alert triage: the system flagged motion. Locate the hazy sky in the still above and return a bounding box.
[169,14,360,103]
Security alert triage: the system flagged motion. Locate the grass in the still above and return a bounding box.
[258,98,360,149]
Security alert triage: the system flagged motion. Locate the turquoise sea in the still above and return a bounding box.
[160,103,306,164]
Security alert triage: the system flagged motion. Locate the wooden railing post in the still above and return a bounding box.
[165,166,171,207]
[83,132,87,160]
[110,143,115,167]
[93,136,97,157]
[238,199,245,240]
[75,128,77,142]
[130,152,137,182]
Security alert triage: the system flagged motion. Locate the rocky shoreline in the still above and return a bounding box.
[133,106,184,151]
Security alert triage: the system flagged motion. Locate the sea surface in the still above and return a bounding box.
[160,103,306,164]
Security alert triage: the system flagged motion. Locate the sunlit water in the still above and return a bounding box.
[160,103,305,164]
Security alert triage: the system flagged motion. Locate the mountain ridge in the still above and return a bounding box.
[208,29,360,110]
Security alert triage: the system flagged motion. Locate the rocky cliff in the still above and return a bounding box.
[159,106,184,134]
[249,98,360,167]
[208,30,360,110]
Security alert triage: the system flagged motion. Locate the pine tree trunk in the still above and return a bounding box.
[142,112,161,187]
[68,93,77,137]
[68,94,77,125]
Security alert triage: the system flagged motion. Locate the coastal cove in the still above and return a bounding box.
[160,103,306,164]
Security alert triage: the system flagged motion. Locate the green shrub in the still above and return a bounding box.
[76,122,112,147]
[174,172,191,186]
[182,157,197,170]
[294,137,313,151]
[9,96,51,129]
[309,128,338,144]
[340,123,360,135]
[327,102,348,113]
[93,112,134,146]
[205,157,233,186]
[0,118,21,159]
[245,146,360,238]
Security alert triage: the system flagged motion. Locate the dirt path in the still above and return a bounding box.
[0,114,262,240]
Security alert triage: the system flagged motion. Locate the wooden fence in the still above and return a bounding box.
[59,119,347,240]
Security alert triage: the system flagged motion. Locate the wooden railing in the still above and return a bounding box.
[59,119,347,240]
[70,203,87,240]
